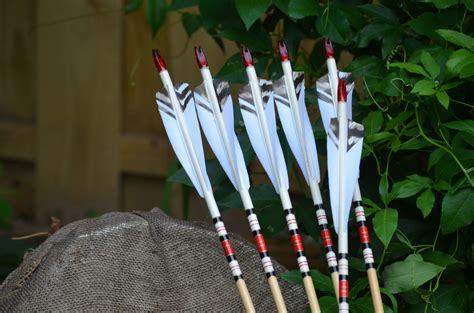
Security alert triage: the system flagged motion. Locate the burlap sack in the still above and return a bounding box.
[0,208,307,311]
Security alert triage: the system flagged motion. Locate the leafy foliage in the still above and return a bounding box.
[127,0,474,311]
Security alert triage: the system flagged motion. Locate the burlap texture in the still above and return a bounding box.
[0,208,307,311]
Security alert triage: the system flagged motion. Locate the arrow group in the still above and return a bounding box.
[151,39,383,312]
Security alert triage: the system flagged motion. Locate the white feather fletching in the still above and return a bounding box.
[194,80,250,191]
[274,72,320,185]
[238,79,288,193]
[326,118,364,233]
[156,83,211,197]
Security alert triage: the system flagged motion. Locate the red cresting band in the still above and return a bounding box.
[339,279,349,298]
[358,225,370,244]
[221,240,235,256]
[320,229,333,247]
[291,234,304,252]
[254,234,268,253]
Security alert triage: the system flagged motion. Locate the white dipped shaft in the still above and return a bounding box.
[337,97,348,254]
[281,61,321,205]
[198,66,286,312]
[199,67,246,191]
[158,68,255,312]
[159,70,219,218]
[246,65,285,191]
[326,57,339,111]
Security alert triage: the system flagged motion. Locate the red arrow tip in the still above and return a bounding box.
[337,79,347,102]
[324,38,334,59]
[241,46,253,67]
[152,49,167,72]
[278,41,289,62]
[194,46,208,68]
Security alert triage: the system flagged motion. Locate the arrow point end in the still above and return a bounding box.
[194,46,208,69]
[324,38,334,59]
[152,49,167,72]
[241,45,253,68]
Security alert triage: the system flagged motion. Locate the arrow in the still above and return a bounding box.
[332,80,361,313]
[238,46,321,313]
[152,49,255,313]
[316,39,383,313]
[273,41,339,299]
[193,46,287,313]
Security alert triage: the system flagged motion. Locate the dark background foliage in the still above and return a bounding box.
[124,0,474,311]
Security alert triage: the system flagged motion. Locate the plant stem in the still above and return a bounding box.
[363,78,387,112]
[415,105,473,187]
[432,225,441,251]
[377,246,387,273]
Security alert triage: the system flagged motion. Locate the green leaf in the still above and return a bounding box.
[215,53,248,83]
[445,49,474,76]
[315,6,352,44]
[398,137,431,150]
[436,91,450,109]
[380,287,399,313]
[409,13,447,42]
[396,231,414,250]
[420,51,440,79]
[169,0,198,10]
[406,174,433,186]
[350,277,369,300]
[310,270,335,293]
[363,111,383,136]
[389,62,429,77]
[436,29,474,51]
[287,0,322,19]
[422,0,459,9]
[428,148,446,170]
[464,0,474,10]
[280,269,302,285]
[358,4,398,24]
[460,61,474,77]
[352,296,394,313]
[443,120,474,137]
[346,56,383,78]
[441,188,474,234]
[373,208,398,247]
[273,0,291,16]
[219,185,280,209]
[365,132,395,144]
[182,13,201,37]
[199,0,243,30]
[386,112,413,131]
[218,23,272,52]
[168,159,227,188]
[411,79,436,95]
[382,259,444,293]
[281,269,336,294]
[235,0,271,30]
[390,176,430,199]
[146,0,167,36]
[125,0,144,13]
[416,189,435,218]
[422,250,460,267]
[319,296,339,313]
[356,23,395,48]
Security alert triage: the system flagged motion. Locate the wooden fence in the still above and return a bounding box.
[0,0,240,224]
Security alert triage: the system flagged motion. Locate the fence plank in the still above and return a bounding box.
[35,0,122,223]
[0,0,36,122]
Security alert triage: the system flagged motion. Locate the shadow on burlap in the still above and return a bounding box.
[0,208,307,311]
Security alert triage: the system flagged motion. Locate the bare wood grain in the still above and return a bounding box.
[35,0,122,222]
